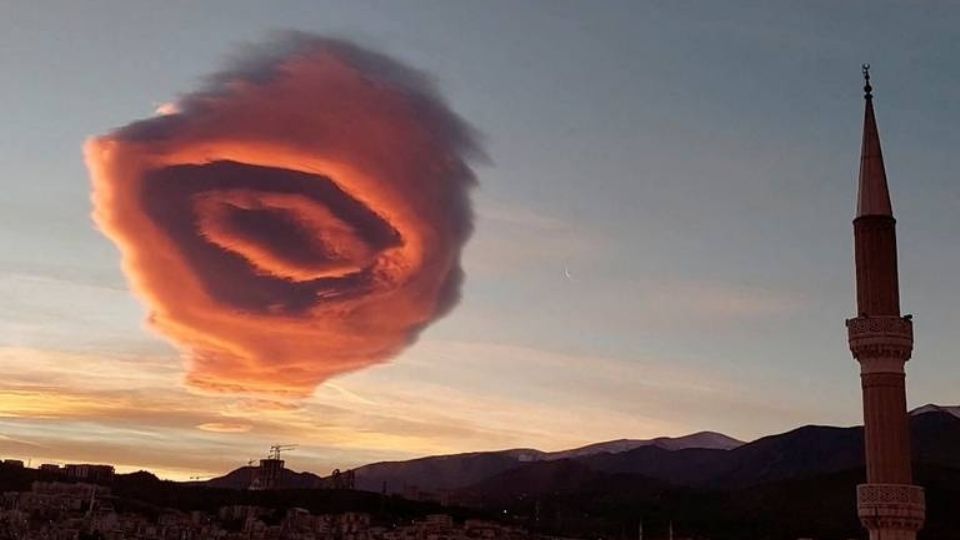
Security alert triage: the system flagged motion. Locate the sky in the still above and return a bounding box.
[1,1,958,481]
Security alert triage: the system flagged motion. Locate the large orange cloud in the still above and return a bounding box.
[85,34,479,397]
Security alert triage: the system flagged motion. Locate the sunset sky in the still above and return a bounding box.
[1,1,959,481]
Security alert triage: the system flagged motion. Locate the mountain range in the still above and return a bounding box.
[204,405,960,494]
[346,430,744,494]
[204,430,744,492]
[199,404,960,538]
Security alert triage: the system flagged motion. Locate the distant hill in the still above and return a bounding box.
[351,449,543,493]
[912,403,960,420]
[910,404,960,470]
[454,423,864,499]
[204,408,960,496]
[458,457,672,506]
[455,407,960,494]
[194,405,960,496]
[350,432,742,494]
[203,465,326,490]
[543,431,743,460]
[449,409,960,540]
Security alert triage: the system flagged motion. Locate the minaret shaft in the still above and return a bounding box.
[854,216,900,316]
[861,370,911,484]
[846,66,924,539]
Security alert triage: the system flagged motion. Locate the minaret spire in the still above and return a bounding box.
[857,64,894,217]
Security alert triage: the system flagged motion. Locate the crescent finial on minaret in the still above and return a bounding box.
[862,63,873,100]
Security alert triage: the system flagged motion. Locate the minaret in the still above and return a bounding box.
[846,65,925,540]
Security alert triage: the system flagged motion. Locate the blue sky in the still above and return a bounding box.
[1,1,958,479]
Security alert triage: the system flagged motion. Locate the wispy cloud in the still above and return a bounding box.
[466,194,603,275]
[196,422,253,433]
[563,276,806,336]
[629,277,806,321]
[0,338,825,480]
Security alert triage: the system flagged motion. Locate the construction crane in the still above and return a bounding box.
[269,444,297,461]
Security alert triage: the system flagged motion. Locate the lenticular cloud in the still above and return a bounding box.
[85,34,479,397]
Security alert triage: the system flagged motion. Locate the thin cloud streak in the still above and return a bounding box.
[466,194,603,276]
[0,337,832,480]
[196,422,253,433]
[565,276,807,334]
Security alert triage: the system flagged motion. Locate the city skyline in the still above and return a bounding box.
[2,2,959,481]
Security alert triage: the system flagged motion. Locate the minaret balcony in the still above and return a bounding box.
[846,316,913,363]
[857,483,925,531]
